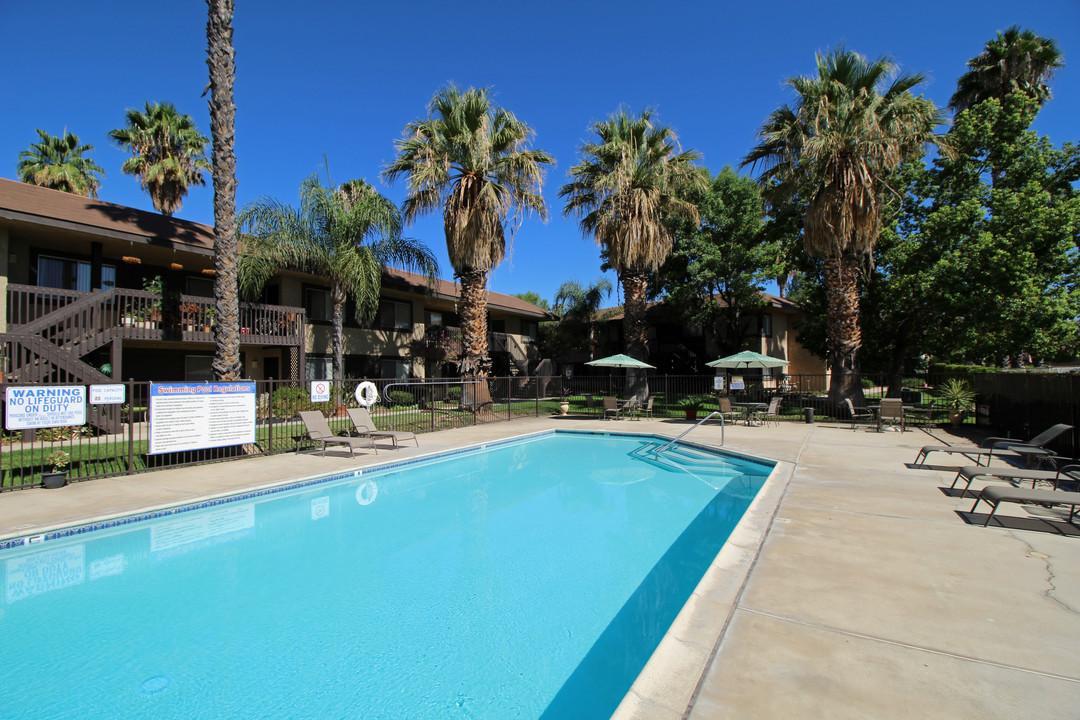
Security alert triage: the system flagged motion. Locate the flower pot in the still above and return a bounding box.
[684,409,698,421]
[41,471,68,489]
[948,410,963,426]
[558,401,570,416]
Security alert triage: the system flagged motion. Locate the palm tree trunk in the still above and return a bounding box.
[331,283,346,402]
[458,270,490,377]
[823,253,865,406]
[206,0,241,381]
[622,272,649,360]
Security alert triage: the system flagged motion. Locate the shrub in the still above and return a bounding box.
[271,385,321,417]
[677,394,712,410]
[446,386,462,403]
[389,390,415,407]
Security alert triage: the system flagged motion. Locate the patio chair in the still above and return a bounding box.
[752,396,782,427]
[718,397,740,425]
[876,398,905,433]
[346,407,418,449]
[913,423,1073,466]
[908,401,937,426]
[602,396,620,420]
[298,411,377,457]
[622,397,641,420]
[641,396,654,419]
[843,398,874,431]
[950,464,1080,498]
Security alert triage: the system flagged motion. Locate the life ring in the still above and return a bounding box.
[355,381,379,408]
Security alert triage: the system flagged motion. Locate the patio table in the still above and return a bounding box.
[732,402,767,426]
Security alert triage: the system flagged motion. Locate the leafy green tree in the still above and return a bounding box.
[108,101,211,216]
[206,0,241,380]
[560,108,705,362]
[661,167,772,357]
[551,277,613,361]
[915,93,1080,365]
[383,86,553,378]
[950,25,1063,114]
[743,46,947,404]
[512,291,550,311]
[17,129,105,197]
[239,176,439,389]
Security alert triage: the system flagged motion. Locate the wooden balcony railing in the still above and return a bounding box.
[6,284,306,347]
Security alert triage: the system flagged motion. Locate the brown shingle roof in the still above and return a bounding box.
[0,178,553,317]
[0,177,215,252]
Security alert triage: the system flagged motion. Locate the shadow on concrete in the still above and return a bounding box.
[956,510,1080,537]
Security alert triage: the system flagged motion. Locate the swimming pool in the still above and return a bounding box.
[0,430,773,719]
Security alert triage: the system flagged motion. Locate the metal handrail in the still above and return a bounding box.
[654,411,724,454]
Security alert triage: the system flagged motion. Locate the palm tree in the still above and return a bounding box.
[553,278,612,361]
[742,46,946,404]
[950,25,1064,114]
[206,0,241,381]
[17,129,104,197]
[108,101,211,216]
[560,108,705,362]
[239,175,438,390]
[382,85,553,377]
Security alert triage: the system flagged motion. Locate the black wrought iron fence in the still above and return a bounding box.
[5,371,1072,492]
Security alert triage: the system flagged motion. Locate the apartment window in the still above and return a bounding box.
[37,255,115,292]
[304,287,332,322]
[380,358,410,379]
[523,320,538,341]
[306,355,333,380]
[184,355,214,381]
[759,314,773,338]
[186,276,214,298]
[427,311,443,327]
[378,299,412,331]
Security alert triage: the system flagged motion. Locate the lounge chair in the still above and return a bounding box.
[950,464,1080,498]
[346,407,418,449]
[876,398,905,432]
[298,411,377,456]
[970,485,1080,527]
[602,396,620,420]
[913,423,1073,466]
[843,398,874,431]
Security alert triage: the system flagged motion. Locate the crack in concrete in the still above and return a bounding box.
[1006,529,1080,616]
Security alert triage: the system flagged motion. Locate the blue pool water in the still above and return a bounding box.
[0,431,772,720]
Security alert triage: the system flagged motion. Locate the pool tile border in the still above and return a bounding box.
[0,429,772,552]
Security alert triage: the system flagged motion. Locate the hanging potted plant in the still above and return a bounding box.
[935,378,976,426]
[41,450,70,489]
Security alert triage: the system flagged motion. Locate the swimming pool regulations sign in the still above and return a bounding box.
[149,382,256,455]
[4,385,87,430]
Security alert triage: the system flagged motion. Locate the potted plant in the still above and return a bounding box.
[41,450,70,489]
[935,378,976,426]
[678,394,711,421]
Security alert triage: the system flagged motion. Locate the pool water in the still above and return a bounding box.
[0,431,772,719]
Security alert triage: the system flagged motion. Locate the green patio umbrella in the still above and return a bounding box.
[706,351,788,369]
[585,354,656,369]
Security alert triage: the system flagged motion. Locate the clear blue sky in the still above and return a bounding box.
[2,0,1077,306]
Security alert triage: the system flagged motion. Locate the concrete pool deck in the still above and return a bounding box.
[2,416,1078,718]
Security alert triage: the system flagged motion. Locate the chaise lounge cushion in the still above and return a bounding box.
[971,485,1080,526]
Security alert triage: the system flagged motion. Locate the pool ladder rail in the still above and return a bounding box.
[654,411,724,455]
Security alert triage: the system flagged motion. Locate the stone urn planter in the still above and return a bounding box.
[558,400,570,416]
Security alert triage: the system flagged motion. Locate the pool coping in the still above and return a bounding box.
[611,442,793,719]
